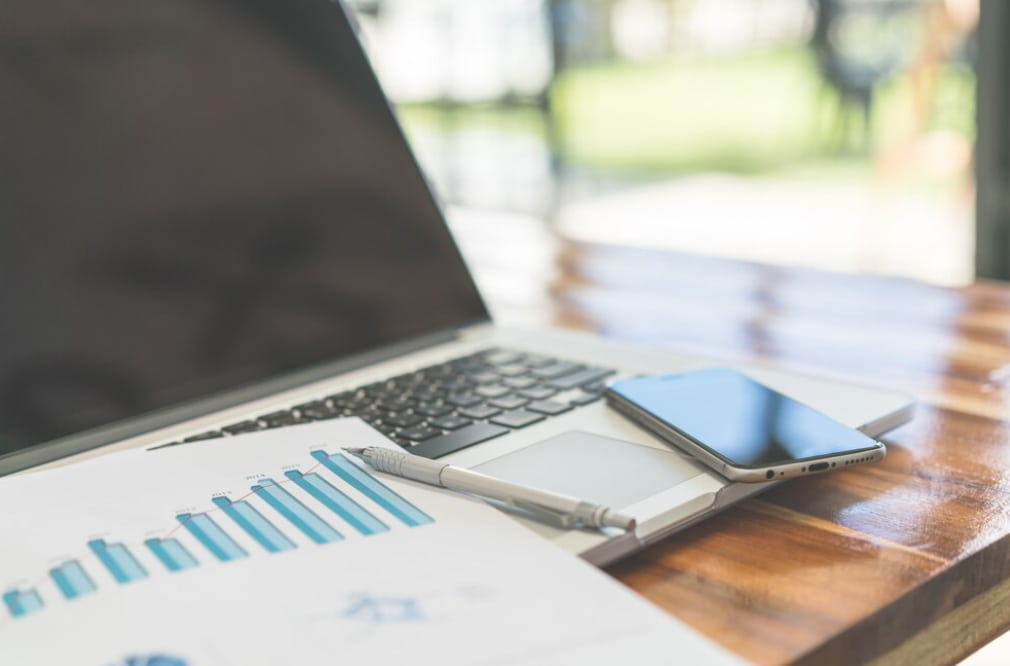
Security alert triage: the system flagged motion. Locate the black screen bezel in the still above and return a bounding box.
[0,0,490,474]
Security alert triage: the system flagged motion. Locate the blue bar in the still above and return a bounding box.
[212,497,296,553]
[2,591,21,617]
[252,479,343,544]
[3,589,43,618]
[87,539,148,584]
[285,470,389,536]
[176,513,248,561]
[49,560,96,600]
[125,657,187,666]
[145,538,199,572]
[311,450,434,527]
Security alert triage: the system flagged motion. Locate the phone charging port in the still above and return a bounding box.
[808,462,830,472]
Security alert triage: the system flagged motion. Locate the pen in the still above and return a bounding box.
[343,447,636,532]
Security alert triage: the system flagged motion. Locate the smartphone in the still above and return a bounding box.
[604,367,886,482]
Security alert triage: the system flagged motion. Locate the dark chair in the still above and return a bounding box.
[810,0,924,151]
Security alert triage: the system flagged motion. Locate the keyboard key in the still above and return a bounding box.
[447,392,483,407]
[398,425,443,441]
[470,371,501,385]
[429,415,473,430]
[475,384,511,398]
[362,381,394,395]
[377,397,415,411]
[411,386,444,401]
[410,424,510,458]
[547,367,615,390]
[257,410,303,428]
[187,351,611,455]
[391,371,426,386]
[330,392,368,409]
[300,404,343,420]
[222,420,261,435]
[520,354,554,368]
[415,402,454,417]
[517,386,556,400]
[492,363,528,377]
[383,413,425,428]
[490,410,545,429]
[526,400,572,416]
[503,376,538,389]
[355,404,385,420]
[488,395,529,410]
[459,404,501,420]
[439,380,473,394]
[531,362,583,379]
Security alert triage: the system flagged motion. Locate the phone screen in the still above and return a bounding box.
[608,368,880,467]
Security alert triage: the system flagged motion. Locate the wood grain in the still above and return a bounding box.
[548,243,1010,664]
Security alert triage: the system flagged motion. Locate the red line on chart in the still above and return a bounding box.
[163,460,325,539]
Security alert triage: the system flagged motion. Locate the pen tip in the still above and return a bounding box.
[342,447,366,456]
[604,513,637,532]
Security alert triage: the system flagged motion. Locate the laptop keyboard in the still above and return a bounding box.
[155,349,615,459]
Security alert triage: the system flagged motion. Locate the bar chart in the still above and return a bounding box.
[145,538,199,572]
[112,655,189,666]
[3,589,43,618]
[49,560,97,600]
[2,449,434,621]
[251,478,343,544]
[88,539,150,584]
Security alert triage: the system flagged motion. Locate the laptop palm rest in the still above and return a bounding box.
[472,430,703,510]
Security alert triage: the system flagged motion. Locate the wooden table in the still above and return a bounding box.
[453,213,1010,665]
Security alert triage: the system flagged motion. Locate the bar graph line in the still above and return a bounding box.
[285,470,390,536]
[162,460,327,540]
[3,589,43,618]
[212,496,296,553]
[145,538,199,572]
[49,560,96,600]
[87,539,148,584]
[252,479,343,544]
[311,450,434,527]
[176,513,248,561]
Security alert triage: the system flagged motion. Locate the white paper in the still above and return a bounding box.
[0,419,747,665]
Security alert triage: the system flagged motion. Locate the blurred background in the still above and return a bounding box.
[345,0,980,287]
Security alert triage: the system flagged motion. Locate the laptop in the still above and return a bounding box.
[0,0,913,565]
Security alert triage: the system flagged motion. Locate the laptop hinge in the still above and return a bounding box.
[0,324,487,477]
[457,321,495,340]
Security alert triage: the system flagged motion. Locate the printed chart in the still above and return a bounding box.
[2,434,432,622]
[0,419,746,666]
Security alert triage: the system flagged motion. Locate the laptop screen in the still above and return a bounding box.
[0,0,488,458]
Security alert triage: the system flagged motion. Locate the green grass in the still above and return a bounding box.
[396,47,975,179]
[551,48,824,173]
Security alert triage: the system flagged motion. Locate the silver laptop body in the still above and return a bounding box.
[0,0,913,565]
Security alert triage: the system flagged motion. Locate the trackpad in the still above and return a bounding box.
[472,430,704,509]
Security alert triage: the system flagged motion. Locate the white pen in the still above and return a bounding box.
[343,447,636,532]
